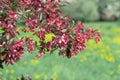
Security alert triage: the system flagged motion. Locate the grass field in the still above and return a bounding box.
[0,22,120,80]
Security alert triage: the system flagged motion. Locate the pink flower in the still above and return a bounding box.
[58,33,69,48]
[77,21,84,29]
[5,40,24,66]
[27,39,35,52]
[45,2,51,9]
[24,0,31,5]
[34,51,44,58]
[94,31,101,43]
[8,11,17,19]
[25,18,39,31]
[55,18,64,30]
[35,28,45,40]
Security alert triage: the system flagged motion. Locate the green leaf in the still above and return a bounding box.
[15,30,40,45]
[31,34,40,46]
[0,27,4,34]
[44,33,55,43]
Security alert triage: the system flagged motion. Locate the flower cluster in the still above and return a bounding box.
[27,39,35,52]
[8,10,17,19]
[0,0,101,68]
[5,40,24,66]
[25,18,39,31]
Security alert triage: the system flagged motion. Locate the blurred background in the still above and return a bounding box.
[61,0,120,22]
[0,0,120,80]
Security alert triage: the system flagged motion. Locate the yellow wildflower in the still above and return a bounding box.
[34,74,40,80]
[31,59,39,66]
[105,55,115,63]
[113,37,120,44]
[52,73,57,80]
[10,70,14,74]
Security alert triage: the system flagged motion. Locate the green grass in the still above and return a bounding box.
[0,22,120,80]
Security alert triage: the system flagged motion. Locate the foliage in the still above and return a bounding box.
[0,0,100,68]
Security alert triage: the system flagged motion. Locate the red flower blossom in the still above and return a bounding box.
[8,10,17,19]
[34,51,44,58]
[27,39,35,52]
[5,40,24,66]
[77,21,84,29]
[25,18,39,31]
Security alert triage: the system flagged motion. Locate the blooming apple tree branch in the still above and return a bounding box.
[0,0,101,68]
